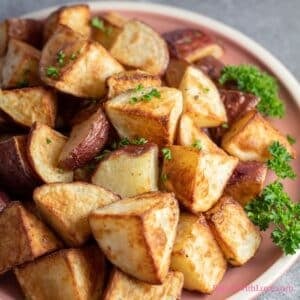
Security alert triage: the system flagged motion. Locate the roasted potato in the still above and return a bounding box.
[58,107,109,170]
[0,57,4,85]
[92,144,159,197]
[103,11,127,28]
[0,87,57,128]
[43,4,91,42]
[165,59,189,88]
[107,70,161,99]
[205,196,261,266]
[162,145,238,213]
[27,123,73,183]
[0,135,39,191]
[222,110,295,161]
[1,39,41,88]
[0,201,61,274]
[179,66,227,127]
[103,269,184,300]
[163,29,223,63]
[15,245,105,300]
[194,55,224,82]
[171,213,226,293]
[40,25,124,98]
[33,182,120,246]
[0,189,10,212]
[105,87,183,146]
[89,192,179,284]
[110,20,169,75]
[0,18,43,56]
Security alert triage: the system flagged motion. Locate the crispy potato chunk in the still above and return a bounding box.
[89,192,179,284]
[162,145,238,213]
[28,123,73,183]
[103,269,183,300]
[194,55,224,82]
[206,196,261,266]
[163,29,223,63]
[222,110,295,161]
[105,87,183,146]
[0,202,61,274]
[171,213,226,293]
[15,245,105,300]
[0,87,57,128]
[179,66,227,127]
[33,182,120,246]
[224,161,267,206]
[92,144,159,197]
[103,12,127,28]
[1,39,41,88]
[40,25,124,98]
[0,189,10,212]
[110,20,169,75]
[107,70,161,98]
[0,135,38,191]
[43,4,91,42]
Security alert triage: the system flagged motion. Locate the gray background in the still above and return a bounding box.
[0,0,299,299]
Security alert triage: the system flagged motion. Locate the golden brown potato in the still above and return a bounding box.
[43,4,91,42]
[0,201,62,274]
[40,25,124,98]
[110,20,169,75]
[165,58,189,88]
[33,182,120,246]
[179,66,227,127]
[205,196,261,266]
[107,70,161,99]
[103,269,184,300]
[1,39,41,88]
[27,123,73,183]
[0,87,57,128]
[222,110,295,161]
[92,144,159,197]
[103,11,127,28]
[15,245,105,300]
[58,107,109,170]
[89,192,179,284]
[0,189,10,212]
[163,29,223,63]
[171,213,227,293]
[105,87,183,147]
[224,161,268,206]
[162,145,238,213]
[0,18,43,56]
[0,135,38,191]
[194,55,224,82]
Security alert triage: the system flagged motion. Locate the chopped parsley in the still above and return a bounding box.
[162,148,172,160]
[91,17,111,36]
[56,50,66,66]
[192,140,202,150]
[161,173,168,182]
[130,88,161,104]
[112,137,148,149]
[287,134,296,145]
[221,123,229,129]
[46,66,59,78]
[46,138,52,144]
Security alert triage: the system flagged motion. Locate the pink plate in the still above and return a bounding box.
[0,2,299,300]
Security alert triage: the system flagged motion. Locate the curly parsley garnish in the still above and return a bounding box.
[46,66,59,78]
[219,65,284,118]
[130,87,161,104]
[192,140,202,150]
[162,148,172,160]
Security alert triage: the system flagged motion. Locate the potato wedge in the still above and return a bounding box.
[1,39,41,88]
[92,144,159,197]
[224,161,268,206]
[33,182,120,246]
[110,20,169,75]
[194,55,224,82]
[0,201,61,274]
[89,192,179,284]
[206,196,261,266]
[105,87,183,146]
[15,245,105,300]
[163,29,223,63]
[107,70,161,98]
[0,189,10,212]
[0,18,43,56]
[162,145,238,213]
[0,135,38,191]
[27,123,73,183]
[58,107,109,170]
[0,87,57,128]
[43,4,91,42]
[165,59,189,88]
[179,66,227,127]
[103,269,183,300]
[171,213,226,293]
[222,110,295,161]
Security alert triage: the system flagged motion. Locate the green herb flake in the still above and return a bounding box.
[95,150,111,161]
[46,138,52,144]
[91,17,111,36]
[130,88,161,104]
[287,134,296,145]
[162,148,172,160]
[192,140,202,150]
[46,66,59,79]
[221,123,229,129]
[56,50,66,66]
[161,173,168,182]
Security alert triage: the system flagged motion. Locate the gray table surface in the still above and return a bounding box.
[0,0,299,299]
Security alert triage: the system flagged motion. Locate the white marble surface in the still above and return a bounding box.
[0,1,299,299]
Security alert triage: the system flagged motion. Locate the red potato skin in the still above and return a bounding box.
[194,55,224,82]
[0,190,10,212]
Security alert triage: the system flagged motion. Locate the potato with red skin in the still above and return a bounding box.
[0,190,10,212]
[165,59,189,88]
[194,55,224,82]
[163,28,223,63]
[58,107,109,170]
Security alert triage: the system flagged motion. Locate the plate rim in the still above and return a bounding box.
[20,1,300,299]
